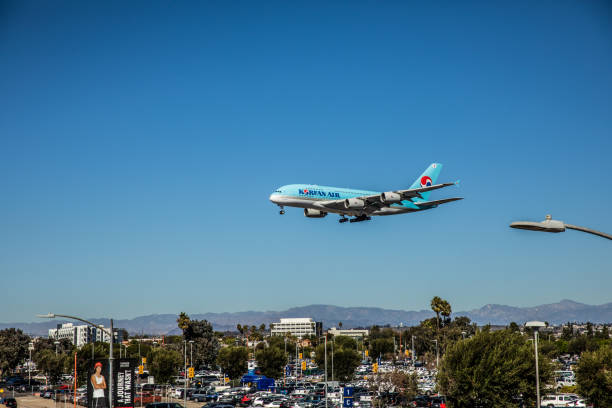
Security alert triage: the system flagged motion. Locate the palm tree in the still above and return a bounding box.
[338,322,343,329]
[440,300,452,326]
[430,297,443,329]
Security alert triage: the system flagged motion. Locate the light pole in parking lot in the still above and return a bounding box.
[318,335,328,408]
[38,313,114,408]
[432,339,439,369]
[526,321,546,408]
[510,214,612,240]
[183,340,187,407]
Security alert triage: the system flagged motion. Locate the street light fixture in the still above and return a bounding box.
[38,313,115,408]
[510,215,612,240]
[526,321,546,408]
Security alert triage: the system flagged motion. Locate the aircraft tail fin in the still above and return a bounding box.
[409,163,443,201]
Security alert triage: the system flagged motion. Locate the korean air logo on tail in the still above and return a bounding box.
[420,176,432,187]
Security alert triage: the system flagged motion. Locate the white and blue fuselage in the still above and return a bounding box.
[269,184,421,216]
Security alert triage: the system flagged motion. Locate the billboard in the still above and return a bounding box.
[88,360,110,408]
[88,359,135,408]
[114,358,136,408]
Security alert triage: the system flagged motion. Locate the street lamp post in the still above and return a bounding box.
[510,215,612,240]
[319,335,328,408]
[526,321,546,408]
[432,339,439,369]
[38,313,114,408]
[28,342,34,388]
[55,341,60,355]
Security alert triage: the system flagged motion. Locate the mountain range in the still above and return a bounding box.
[3,300,611,336]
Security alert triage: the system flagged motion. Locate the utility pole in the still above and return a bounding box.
[331,340,334,382]
[411,336,415,366]
[324,336,328,408]
[183,340,187,407]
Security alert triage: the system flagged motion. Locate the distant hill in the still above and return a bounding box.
[3,300,611,336]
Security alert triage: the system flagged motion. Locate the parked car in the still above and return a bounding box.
[135,393,162,405]
[145,403,185,408]
[4,398,17,408]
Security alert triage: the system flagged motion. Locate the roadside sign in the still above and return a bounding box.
[343,398,353,407]
[343,387,353,398]
[141,357,146,364]
[301,361,306,371]
[365,350,369,357]
[138,365,144,374]
[299,353,302,359]
[188,367,194,378]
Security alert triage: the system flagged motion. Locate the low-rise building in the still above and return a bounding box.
[327,327,369,338]
[49,323,122,347]
[270,318,322,338]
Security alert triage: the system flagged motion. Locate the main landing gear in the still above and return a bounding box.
[279,206,285,215]
[338,215,371,223]
[350,215,372,223]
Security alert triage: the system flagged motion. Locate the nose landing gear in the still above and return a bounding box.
[279,206,285,215]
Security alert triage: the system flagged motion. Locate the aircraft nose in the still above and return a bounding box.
[269,193,279,203]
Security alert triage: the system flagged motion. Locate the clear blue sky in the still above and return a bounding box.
[1,1,611,322]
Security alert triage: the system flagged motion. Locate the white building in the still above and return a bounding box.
[328,327,369,338]
[270,318,321,338]
[49,323,118,347]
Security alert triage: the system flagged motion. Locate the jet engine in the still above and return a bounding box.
[303,208,327,218]
[380,191,402,204]
[344,198,365,209]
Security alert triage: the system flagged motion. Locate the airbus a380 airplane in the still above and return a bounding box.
[269,163,462,223]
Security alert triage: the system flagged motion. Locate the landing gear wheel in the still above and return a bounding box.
[279,206,285,215]
[339,216,348,223]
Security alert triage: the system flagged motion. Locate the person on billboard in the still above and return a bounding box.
[91,362,107,408]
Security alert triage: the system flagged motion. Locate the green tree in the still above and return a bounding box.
[430,296,444,329]
[575,345,612,408]
[149,348,182,384]
[36,349,68,384]
[438,330,553,408]
[255,347,287,379]
[332,349,360,381]
[177,312,191,332]
[217,346,248,380]
[180,314,220,368]
[370,338,394,359]
[0,328,30,375]
[334,336,357,351]
[388,371,419,403]
[508,322,520,332]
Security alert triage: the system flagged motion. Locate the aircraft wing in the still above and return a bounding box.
[412,197,464,207]
[319,182,458,213]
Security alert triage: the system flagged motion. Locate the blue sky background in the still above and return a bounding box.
[1,1,611,322]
